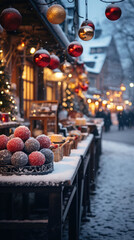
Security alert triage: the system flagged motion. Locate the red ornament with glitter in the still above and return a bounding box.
[0,7,22,31]
[29,151,45,166]
[81,83,88,91]
[67,41,83,57]
[34,49,50,67]
[0,135,8,150]
[7,137,24,153]
[105,4,122,21]
[81,20,95,30]
[48,54,60,70]
[36,134,51,149]
[14,126,31,141]
[75,86,80,94]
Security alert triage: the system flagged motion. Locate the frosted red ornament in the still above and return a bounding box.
[48,54,60,70]
[0,7,22,31]
[81,20,95,31]
[105,4,122,21]
[67,41,83,57]
[0,135,8,150]
[29,151,45,166]
[36,134,51,149]
[34,49,50,67]
[75,86,80,94]
[7,137,24,153]
[14,126,31,141]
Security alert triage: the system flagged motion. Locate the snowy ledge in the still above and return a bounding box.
[0,135,94,187]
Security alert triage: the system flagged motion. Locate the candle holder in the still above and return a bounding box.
[2,113,9,122]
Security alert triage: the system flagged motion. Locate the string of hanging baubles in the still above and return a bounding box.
[0,0,125,67]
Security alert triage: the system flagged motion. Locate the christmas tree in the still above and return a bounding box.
[0,63,18,120]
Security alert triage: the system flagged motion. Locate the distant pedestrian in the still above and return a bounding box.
[117,111,125,130]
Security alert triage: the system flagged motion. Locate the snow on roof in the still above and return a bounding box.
[60,0,74,8]
[80,35,112,74]
[84,54,106,74]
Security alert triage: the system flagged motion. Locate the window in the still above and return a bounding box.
[85,62,95,68]
[22,64,34,118]
[90,47,106,54]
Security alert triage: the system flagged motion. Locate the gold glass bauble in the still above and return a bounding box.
[78,73,88,82]
[61,60,72,74]
[78,26,94,41]
[46,4,66,24]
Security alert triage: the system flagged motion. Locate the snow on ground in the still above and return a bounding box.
[79,140,134,240]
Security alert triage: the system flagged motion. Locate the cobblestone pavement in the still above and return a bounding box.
[79,139,134,240]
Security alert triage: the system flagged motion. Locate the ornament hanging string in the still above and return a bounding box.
[32,0,57,5]
[85,0,88,20]
[100,0,125,3]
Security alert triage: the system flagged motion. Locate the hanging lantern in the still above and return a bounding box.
[48,54,60,70]
[67,41,83,57]
[78,25,94,41]
[80,83,88,91]
[34,49,50,67]
[46,4,66,24]
[81,20,95,31]
[0,7,22,31]
[61,60,72,74]
[105,4,122,21]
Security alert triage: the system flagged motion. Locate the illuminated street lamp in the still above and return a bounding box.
[129,83,134,88]
[120,83,126,91]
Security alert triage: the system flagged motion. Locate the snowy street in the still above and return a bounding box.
[79,126,134,240]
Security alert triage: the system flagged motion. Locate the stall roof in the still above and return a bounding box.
[29,0,70,49]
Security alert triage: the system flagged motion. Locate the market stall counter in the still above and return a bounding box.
[0,134,94,240]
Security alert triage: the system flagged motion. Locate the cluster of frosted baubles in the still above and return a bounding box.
[46,4,66,24]
[0,7,22,31]
[78,20,95,41]
[67,41,83,57]
[34,50,60,69]
[0,126,54,168]
[105,5,122,21]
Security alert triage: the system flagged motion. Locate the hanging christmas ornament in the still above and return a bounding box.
[80,83,88,91]
[78,73,88,82]
[105,4,122,21]
[34,49,50,67]
[46,4,66,24]
[75,85,80,94]
[75,61,85,74]
[61,60,72,74]
[0,7,22,31]
[81,20,95,31]
[78,25,94,41]
[48,54,60,70]
[67,41,83,57]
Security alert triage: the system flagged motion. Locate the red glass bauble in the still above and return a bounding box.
[0,7,22,31]
[48,54,60,70]
[67,41,83,57]
[81,83,88,91]
[81,20,95,31]
[75,86,80,94]
[34,49,50,67]
[105,5,122,21]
